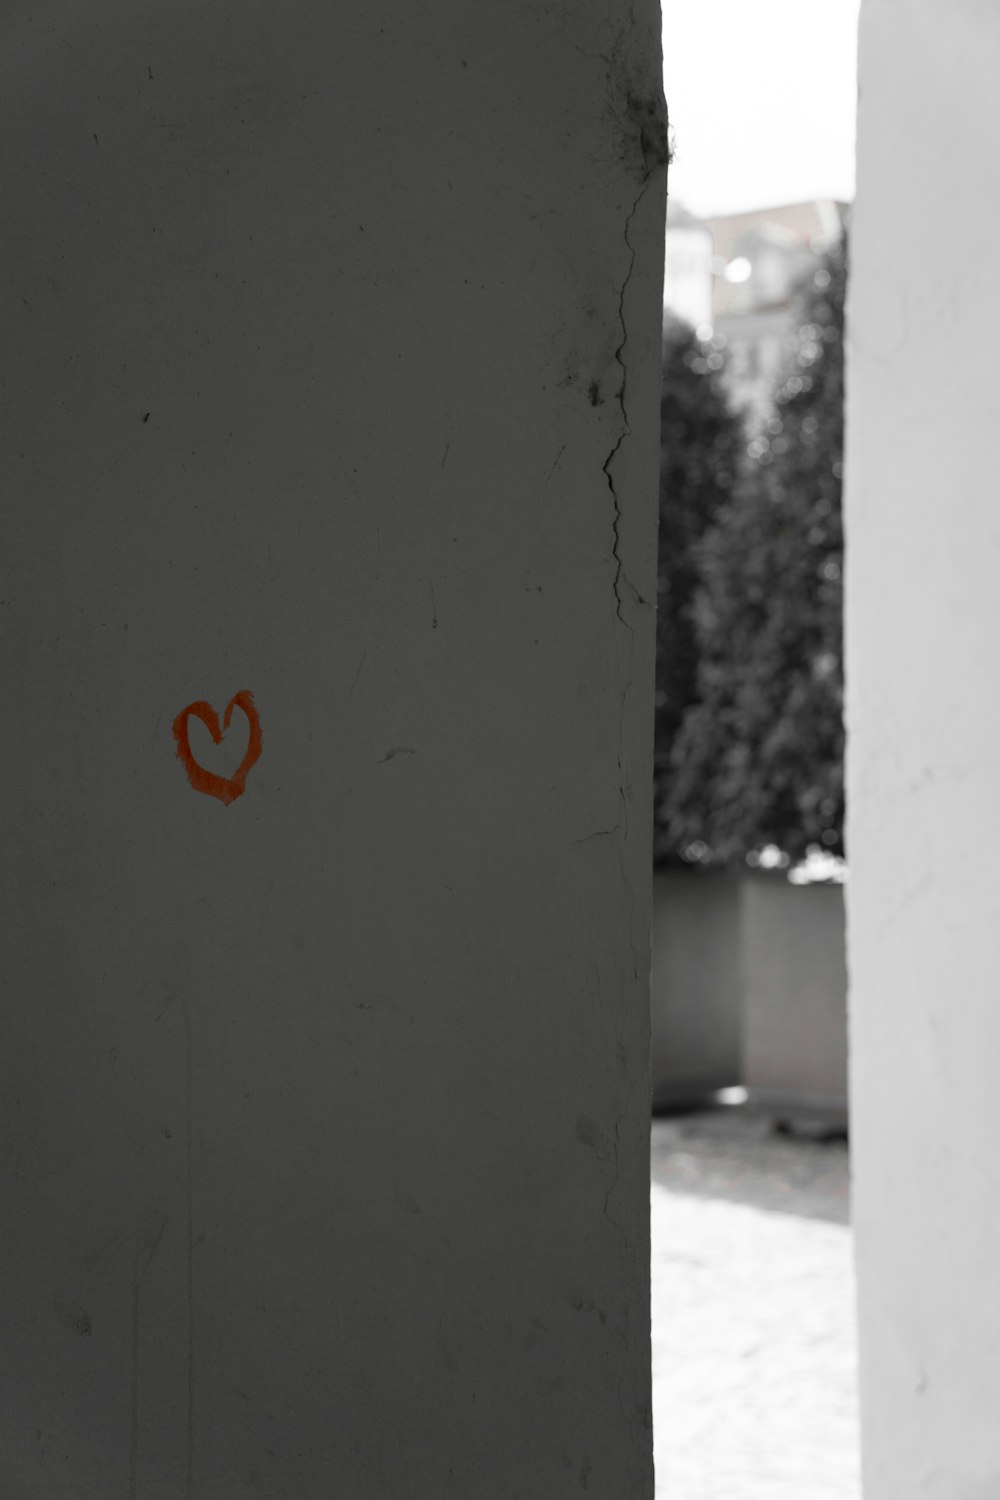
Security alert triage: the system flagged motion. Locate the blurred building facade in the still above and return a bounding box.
[662,199,714,332]
[664,198,849,426]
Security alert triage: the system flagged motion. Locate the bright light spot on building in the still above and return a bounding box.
[758,845,789,869]
[724,256,753,284]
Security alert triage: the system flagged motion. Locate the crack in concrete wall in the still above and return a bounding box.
[603,178,652,630]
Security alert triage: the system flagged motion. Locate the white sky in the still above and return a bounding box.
[661,0,861,217]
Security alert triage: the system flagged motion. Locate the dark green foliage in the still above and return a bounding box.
[660,239,847,866]
[653,317,742,864]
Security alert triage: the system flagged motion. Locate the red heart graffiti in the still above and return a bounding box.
[172,690,262,806]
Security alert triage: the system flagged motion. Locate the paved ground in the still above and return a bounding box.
[651,1106,851,1225]
[650,1107,860,1499]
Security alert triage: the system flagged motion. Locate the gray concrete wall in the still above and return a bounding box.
[650,870,743,1107]
[0,5,666,1495]
[742,876,848,1119]
[650,872,847,1117]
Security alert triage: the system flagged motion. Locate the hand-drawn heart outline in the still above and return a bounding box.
[172,690,262,806]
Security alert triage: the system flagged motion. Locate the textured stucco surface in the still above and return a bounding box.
[847,2,1000,1494]
[0,5,666,1494]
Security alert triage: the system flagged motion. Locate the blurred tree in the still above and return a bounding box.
[653,316,742,864]
[661,238,847,865]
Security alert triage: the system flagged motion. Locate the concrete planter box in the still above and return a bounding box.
[741,873,848,1127]
[650,869,848,1124]
[650,869,743,1110]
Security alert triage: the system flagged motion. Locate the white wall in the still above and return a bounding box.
[847,4,1000,1494]
[0,5,666,1494]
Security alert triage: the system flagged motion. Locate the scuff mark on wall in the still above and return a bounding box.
[52,1297,92,1337]
[379,746,417,764]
